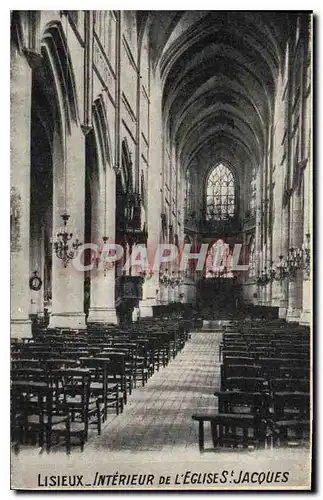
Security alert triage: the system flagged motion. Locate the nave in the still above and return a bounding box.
[10,10,313,490]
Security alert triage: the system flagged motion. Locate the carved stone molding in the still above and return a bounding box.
[113,163,121,175]
[22,48,43,69]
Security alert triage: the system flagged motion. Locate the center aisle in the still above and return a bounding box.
[87,330,222,454]
[11,328,311,489]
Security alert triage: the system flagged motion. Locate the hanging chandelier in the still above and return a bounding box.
[53,213,82,267]
[52,15,82,268]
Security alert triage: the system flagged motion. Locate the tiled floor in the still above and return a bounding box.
[87,330,222,453]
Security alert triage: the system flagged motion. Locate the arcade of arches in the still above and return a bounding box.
[10,11,312,338]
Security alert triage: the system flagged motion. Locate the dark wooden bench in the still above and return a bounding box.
[192,411,259,452]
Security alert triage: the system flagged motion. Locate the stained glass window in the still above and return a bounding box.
[206,164,235,221]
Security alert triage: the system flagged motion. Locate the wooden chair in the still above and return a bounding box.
[225,376,267,393]
[53,368,102,440]
[11,380,71,454]
[192,391,268,453]
[223,355,255,366]
[279,366,310,380]
[80,357,123,419]
[271,392,310,447]
[270,378,310,393]
[222,364,262,390]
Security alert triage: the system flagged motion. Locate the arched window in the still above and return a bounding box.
[206,163,236,221]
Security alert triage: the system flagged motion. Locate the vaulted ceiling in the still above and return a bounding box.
[138,11,300,175]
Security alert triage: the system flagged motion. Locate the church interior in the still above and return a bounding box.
[10,10,312,486]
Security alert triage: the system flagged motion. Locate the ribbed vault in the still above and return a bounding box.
[139,11,299,176]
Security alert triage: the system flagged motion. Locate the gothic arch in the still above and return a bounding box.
[120,138,134,194]
[93,94,112,171]
[41,20,80,134]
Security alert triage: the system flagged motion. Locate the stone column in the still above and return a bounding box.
[286,187,303,322]
[29,215,44,316]
[271,205,283,309]
[254,167,262,306]
[168,283,175,303]
[157,283,166,304]
[87,166,118,325]
[10,48,32,338]
[279,203,290,319]
[300,162,312,325]
[49,125,87,330]
[139,73,162,318]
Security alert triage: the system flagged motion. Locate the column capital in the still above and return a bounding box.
[113,163,121,175]
[81,124,93,136]
[22,48,42,70]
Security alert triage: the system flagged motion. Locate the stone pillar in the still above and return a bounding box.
[10,48,32,338]
[87,166,118,325]
[254,167,262,306]
[29,216,44,316]
[168,284,175,303]
[49,125,87,330]
[272,77,285,310]
[279,203,290,319]
[300,163,312,325]
[173,282,180,303]
[159,283,168,304]
[286,188,303,322]
[271,250,283,309]
[139,73,162,318]
[187,279,197,305]
[139,278,158,318]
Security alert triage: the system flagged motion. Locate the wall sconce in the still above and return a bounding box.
[286,246,303,278]
[267,262,276,282]
[257,268,269,286]
[139,269,154,280]
[302,233,311,275]
[257,263,276,286]
[274,255,289,282]
[159,269,170,286]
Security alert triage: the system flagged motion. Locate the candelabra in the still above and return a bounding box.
[286,247,303,278]
[256,263,276,286]
[139,269,154,280]
[159,269,170,286]
[257,268,269,287]
[272,234,311,282]
[52,213,82,267]
[171,271,185,288]
[267,262,276,282]
[301,233,311,275]
[274,255,289,282]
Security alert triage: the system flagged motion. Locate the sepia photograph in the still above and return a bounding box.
[10,9,313,491]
